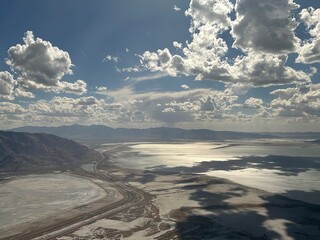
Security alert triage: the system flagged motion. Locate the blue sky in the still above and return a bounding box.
[0,0,319,132]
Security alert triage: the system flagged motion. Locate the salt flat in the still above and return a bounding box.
[0,173,107,230]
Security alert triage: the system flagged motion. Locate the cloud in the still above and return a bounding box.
[14,87,35,98]
[141,47,310,86]
[96,86,107,91]
[185,0,234,30]
[95,86,108,95]
[0,71,16,100]
[173,5,181,12]
[58,80,87,95]
[103,55,119,63]
[125,72,168,82]
[116,66,141,73]
[138,0,310,86]
[173,41,183,49]
[229,52,310,86]
[103,86,239,124]
[6,31,87,95]
[7,31,72,86]
[244,97,264,108]
[270,84,320,118]
[181,84,190,90]
[296,7,320,63]
[231,0,300,53]
[0,102,25,114]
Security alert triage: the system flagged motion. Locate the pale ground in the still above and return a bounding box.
[61,168,320,239]
[0,172,125,239]
[0,173,114,234]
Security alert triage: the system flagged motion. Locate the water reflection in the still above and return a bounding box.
[113,141,320,204]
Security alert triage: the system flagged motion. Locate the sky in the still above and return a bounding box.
[0,0,320,132]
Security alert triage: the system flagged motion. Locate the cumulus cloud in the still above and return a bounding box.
[101,86,239,123]
[185,0,234,30]
[7,31,72,86]
[232,0,300,53]
[141,47,310,86]
[58,80,87,95]
[230,52,310,86]
[244,97,264,108]
[6,31,87,95]
[271,84,320,118]
[0,102,25,115]
[0,71,16,100]
[14,87,35,98]
[139,0,311,86]
[296,7,320,63]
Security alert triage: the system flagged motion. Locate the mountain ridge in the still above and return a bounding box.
[11,124,276,145]
[0,130,100,173]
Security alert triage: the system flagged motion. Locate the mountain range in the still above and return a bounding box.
[11,124,277,145]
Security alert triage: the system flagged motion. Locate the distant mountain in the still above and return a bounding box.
[261,132,320,139]
[0,131,100,173]
[11,124,274,145]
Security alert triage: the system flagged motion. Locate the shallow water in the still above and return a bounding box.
[112,141,320,204]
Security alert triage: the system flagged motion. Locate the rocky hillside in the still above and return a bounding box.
[0,131,100,172]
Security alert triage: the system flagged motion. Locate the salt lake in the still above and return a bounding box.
[111,140,320,204]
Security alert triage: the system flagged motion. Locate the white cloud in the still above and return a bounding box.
[271,84,320,118]
[0,102,25,114]
[139,0,310,87]
[244,97,264,108]
[181,84,190,90]
[96,86,107,91]
[173,41,183,49]
[7,31,72,86]
[185,0,234,31]
[296,7,320,63]
[6,31,87,95]
[232,0,300,53]
[95,86,108,95]
[58,80,87,95]
[14,87,35,98]
[141,47,310,86]
[125,72,168,82]
[103,55,119,63]
[173,5,181,12]
[116,66,141,73]
[230,52,310,86]
[0,71,16,100]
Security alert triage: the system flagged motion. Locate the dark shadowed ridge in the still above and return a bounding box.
[11,124,276,145]
[0,130,100,173]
